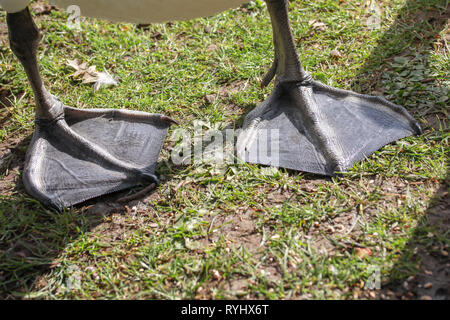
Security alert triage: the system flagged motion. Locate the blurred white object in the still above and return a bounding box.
[0,0,249,23]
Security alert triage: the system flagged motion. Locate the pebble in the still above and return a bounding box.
[407,275,415,282]
[424,282,433,289]
[441,250,448,257]
[402,281,409,289]
[421,295,432,300]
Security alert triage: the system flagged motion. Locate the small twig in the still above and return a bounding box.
[322,232,366,249]
[344,212,360,235]
[117,183,156,203]
[208,214,219,233]
[259,227,266,247]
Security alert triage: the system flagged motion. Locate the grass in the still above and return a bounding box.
[0,0,448,299]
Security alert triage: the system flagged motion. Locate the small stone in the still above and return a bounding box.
[421,295,432,300]
[402,281,409,289]
[386,290,395,296]
[441,250,448,257]
[424,282,433,289]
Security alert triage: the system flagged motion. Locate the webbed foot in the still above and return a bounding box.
[7,7,175,210]
[24,97,174,210]
[237,0,421,176]
[237,77,421,176]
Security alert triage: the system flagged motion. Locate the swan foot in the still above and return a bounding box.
[23,98,174,211]
[237,0,421,176]
[237,77,421,176]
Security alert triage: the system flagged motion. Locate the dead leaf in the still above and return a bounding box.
[66,59,118,91]
[308,20,327,31]
[355,247,372,258]
[330,49,342,58]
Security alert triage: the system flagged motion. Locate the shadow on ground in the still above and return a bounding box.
[0,135,170,297]
[380,172,449,300]
[348,0,448,300]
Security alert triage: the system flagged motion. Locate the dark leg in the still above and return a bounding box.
[237,0,422,175]
[7,7,60,120]
[7,8,174,210]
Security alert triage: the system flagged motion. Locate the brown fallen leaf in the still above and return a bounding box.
[66,59,118,91]
[330,49,342,58]
[355,247,372,258]
[308,20,327,31]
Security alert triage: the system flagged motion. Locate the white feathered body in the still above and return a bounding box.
[1,0,249,23]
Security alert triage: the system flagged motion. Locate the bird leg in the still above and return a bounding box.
[7,8,174,210]
[237,0,422,175]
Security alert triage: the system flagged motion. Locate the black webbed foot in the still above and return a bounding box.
[237,78,421,176]
[6,7,175,210]
[237,0,421,176]
[24,100,174,210]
